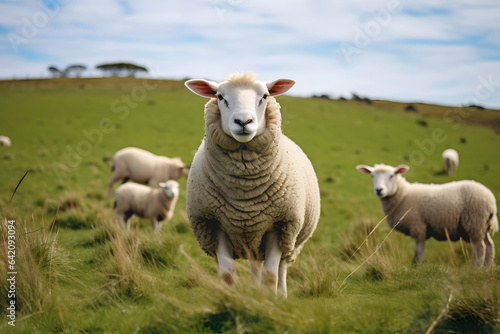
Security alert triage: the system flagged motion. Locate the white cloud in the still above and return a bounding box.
[0,0,499,108]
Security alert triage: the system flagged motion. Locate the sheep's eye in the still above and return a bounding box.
[389,175,394,180]
[217,94,224,101]
[258,94,268,106]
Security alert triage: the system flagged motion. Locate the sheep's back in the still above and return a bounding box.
[115,183,153,217]
[115,149,159,182]
[390,180,496,240]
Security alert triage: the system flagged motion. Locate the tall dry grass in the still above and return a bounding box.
[0,212,74,327]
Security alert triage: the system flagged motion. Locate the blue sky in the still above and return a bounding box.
[1,0,499,108]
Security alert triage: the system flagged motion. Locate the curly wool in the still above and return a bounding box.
[187,96,320,263]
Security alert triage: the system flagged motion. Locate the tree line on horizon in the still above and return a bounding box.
[48,62,148,78]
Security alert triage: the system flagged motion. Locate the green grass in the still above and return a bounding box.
[0,78,499,333]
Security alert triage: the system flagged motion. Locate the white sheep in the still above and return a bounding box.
[184,72,321,297]
[356,163,498,268]
[0,136,11,147]
[114,180,179,233]
[442,148,459,175]
[108,147,189,196]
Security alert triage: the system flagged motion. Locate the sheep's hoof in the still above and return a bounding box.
[221,272,235,287]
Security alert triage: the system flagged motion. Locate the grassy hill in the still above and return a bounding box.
[0,77,499,333]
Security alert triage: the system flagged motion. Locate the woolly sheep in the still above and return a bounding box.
[0,136,11,147]
[184,72,321,297]
[114,180,179,233]
[356,163,498,268]
[108,147,189,196]
[442,148,459,175]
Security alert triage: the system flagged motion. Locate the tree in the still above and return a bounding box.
[96,62,148,77]
[48,65,64,78]
[65,64,87,78]
[48,64,87,78]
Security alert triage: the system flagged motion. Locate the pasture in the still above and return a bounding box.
[1,77,499,333]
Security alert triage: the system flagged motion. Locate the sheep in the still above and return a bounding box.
[356,163,498,268]
[114,180,179,233]
[0,136,11,147]
[442,148,459,175]
[107,147,189,196]
[184,72,321,297]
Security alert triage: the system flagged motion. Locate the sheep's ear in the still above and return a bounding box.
[356,164,373,175]
[185,79,219,98]
[395,165,410,174]
[266,79,295,96]
[158,182,166,188]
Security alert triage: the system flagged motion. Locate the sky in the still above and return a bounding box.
[1,0,500,108]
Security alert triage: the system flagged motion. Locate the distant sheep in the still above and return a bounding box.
[185,72,321,297]
[108,147,189,196]
[0,136,11,147]
[114,180,179,233]
[356,163,498,268]
[442,148,459,175]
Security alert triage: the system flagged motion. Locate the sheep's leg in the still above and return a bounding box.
[152,219,160,234]
[277,259,287,298]
[116,212,130,232]
[216,230,237,287]
[107,177,118,197]
[107,173,124,197]
[250,260,262,282]
[414,239,425,264]
[261,231,282,294]
[484,233,495,267]
[472,239,486,269]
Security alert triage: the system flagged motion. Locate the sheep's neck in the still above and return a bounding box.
[207,136,281,179]
[380,178,410,226]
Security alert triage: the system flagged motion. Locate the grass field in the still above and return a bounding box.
[1,77,499,333]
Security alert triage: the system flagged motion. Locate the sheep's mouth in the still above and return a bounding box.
[232,131,256,143]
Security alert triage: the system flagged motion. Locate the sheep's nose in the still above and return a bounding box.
[375,188,383,196]
[234,118,253,127]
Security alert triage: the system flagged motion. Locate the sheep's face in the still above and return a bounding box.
[356,164,409,198]
[185,73,295,143]
[215,81,270,142]
[159,180,179,199]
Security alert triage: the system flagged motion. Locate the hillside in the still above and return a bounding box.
[0,77,499,333]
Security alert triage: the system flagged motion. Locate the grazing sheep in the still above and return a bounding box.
[108,147,189,196]
[442,148,459,175]
[356,163,498,268]
[0,136,11,147]
[184,72,321,297]
[114,180,179,233]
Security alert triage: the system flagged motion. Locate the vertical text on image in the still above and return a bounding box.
[6,219,17,327]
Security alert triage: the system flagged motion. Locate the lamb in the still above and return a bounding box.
[356,163,498,268]
[442,148,459,175]
[0,136,11,147]
[108,147,189,196]
[184,72,321,297]
[114,180,179,233]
